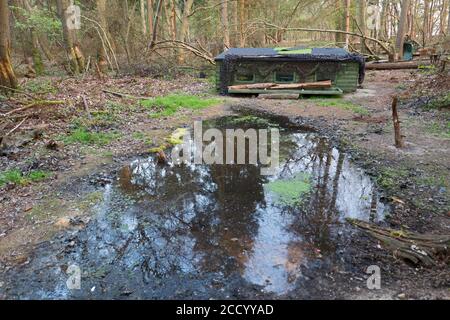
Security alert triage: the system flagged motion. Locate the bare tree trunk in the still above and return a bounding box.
[221,0,230,49]
[395,0,410,60]
[344,0,351,47]
[448,1,450,33]
[16,0,44,76]
[57,0,85,74]
[239,0,246,46]
[441,0,449,34]
[170,0,177,41]
[150,0,163,47]
[380,0,388,39]
[409,0,417,38]
[147,0,154,37]
[96,0,108,74]
[180,0,194,42]
[231,0,239,46]
[140,0,147,35]
[178,0,194,63]
[0,0,18,89]
[447,3,450,32]
[392,96,404,148]
[357,0,367,52]
[423,0,431,46]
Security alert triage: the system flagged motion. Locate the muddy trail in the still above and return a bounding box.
[0,116,389,299]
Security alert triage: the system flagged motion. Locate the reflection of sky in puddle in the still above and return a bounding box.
[242,133,385,294]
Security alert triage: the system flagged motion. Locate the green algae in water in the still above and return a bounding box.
[266,173,312,206]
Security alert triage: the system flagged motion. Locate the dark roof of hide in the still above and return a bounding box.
[214,47,356,61]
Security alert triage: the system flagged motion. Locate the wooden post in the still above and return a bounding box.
[392,96,404,148]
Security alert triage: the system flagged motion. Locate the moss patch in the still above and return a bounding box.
[376,168,409,191]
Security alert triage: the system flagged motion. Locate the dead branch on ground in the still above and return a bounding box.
[348,218,450,266]
[0,100,64,118]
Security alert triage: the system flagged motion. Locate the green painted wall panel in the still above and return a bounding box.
[216,60,361,93]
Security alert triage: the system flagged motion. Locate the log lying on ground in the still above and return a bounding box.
[228,80,332,91]
[348,218,450,266]
[228,83,277,90]
[271,80,332,90]
[366,61,430,70]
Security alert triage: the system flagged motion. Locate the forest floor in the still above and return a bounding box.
[0,69,449,300]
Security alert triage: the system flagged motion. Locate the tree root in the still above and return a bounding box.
[347,218,450,266]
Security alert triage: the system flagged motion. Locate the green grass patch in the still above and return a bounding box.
[266,173,312,206]
[0,169,52,186]
[310,97,370,116]
[424,121,450,138]
[22,79,56,94]
[141,94,221,118]
[61,127,120,146]
[423,92,450,110]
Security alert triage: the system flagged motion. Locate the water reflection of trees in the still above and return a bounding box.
[192,163,265,274]
[280,135,344,254]
[69,130,381,292]
[116,157,266,277]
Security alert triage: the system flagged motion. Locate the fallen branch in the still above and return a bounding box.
[0,84,34,99]
[102,89,149,100]
[348,218,450,266]
[0,100,64,117]
[5,117,28,137]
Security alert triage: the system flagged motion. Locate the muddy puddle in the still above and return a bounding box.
[0,116,387,299]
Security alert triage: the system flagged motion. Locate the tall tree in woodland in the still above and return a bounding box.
[96,0,108,74]
[344,0,351,47]
[441,0,449,34]
[423,0,431,45]
[395,0,410,60]
[180,0,194,42]
[150,0,163,47]
[238,0,246,46]
[57,0,85,74]
[357,0,367,52]
[448,1,450,33]
[221,0,230,49]
[13,0,40,76]
[0,0,18,89]
[178,0,194,63]
[140,0,147,35]
[147,0,154,38]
